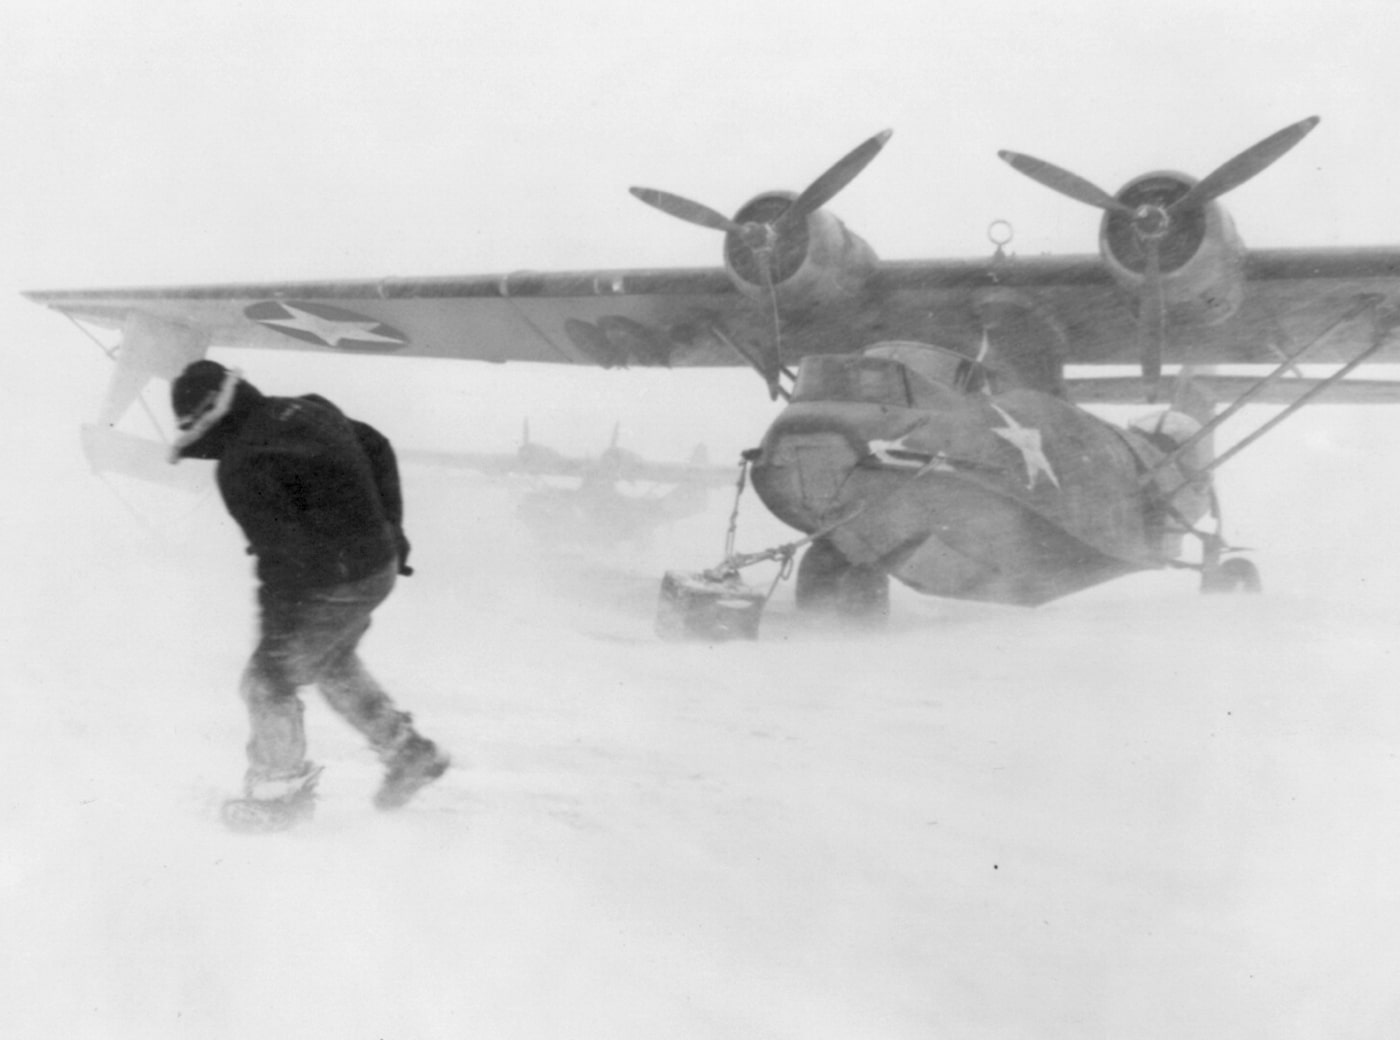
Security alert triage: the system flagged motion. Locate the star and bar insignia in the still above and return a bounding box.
[244,301,409,352]
[865,432,957,475]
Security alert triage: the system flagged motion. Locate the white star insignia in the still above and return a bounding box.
[990,404,1060,491]
[866,433,955,476]
[867,433,931,470]
[258,305,404,347]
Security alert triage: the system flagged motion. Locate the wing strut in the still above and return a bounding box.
[708,325,795,401]
[1146,293,1389,489]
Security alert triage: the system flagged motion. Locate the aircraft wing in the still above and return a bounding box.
[1066,373,1400,405]
[23,269,753,369]
[24,245,1400,396]
[603,455,737,487]
[400,444,735,486]
[396,448,540,475]
[24,245,1400,370]
[979,246,1400,366]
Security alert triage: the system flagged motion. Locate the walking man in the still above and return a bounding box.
[170,359,448,830]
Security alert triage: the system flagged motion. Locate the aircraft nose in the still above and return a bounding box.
[750,428,862,531]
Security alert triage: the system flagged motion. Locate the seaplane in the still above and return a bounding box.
[25,115,1400,635]
[404,421,731,547]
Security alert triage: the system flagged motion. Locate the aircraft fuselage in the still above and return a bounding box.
[749,343,1208,606]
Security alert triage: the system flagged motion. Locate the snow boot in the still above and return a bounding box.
[222,763,323,833]
[374,735,450,811]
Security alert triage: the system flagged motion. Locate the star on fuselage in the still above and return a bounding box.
[990,404,1060,491]
[866,432,957,477]
[867,433,932,470]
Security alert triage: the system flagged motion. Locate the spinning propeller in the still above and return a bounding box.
[630,130,893,398]
[998,116,1320,399]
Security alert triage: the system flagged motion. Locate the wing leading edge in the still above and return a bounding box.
[24,267,751,368]
[24,246,1400,380]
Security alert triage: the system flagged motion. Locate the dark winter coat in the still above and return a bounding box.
[189,381,409,592]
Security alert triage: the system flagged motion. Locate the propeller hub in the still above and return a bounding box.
[724,194,810,287]
[1132,203,1171,240]
[737,222,777,251]
[1102,174,1204,275]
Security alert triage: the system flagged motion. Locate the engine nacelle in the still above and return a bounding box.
[1098,171,1247,327]
[722,191,878,308]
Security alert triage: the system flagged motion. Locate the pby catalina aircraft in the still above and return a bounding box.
[25,116,1400,620]
[403,422,733,546]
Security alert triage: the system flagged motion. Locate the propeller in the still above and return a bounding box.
[999,116,1320,398]
[626,189,744,236]
[629,130,893,398]
[778,129,893,232]
[630,129,892,244]
[1172,116,1320,212]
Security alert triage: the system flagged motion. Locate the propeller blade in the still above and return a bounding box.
[780,129,894,229]
[629,187,744,234]
[997,150,1135,215]
[1139,237,1166,399]
[1170,115,1320,211]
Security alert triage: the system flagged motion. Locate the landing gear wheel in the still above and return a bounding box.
[795,537,890,623]
[1201,556,1262,595]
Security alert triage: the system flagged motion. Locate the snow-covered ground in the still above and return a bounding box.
[6,323,1400,1039]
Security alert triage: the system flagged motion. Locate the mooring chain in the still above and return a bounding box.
[722,451,753,562]
[768,548,797,599]
[704,448,868,606]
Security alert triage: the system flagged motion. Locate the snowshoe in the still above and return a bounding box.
[374,736,450,811]
[221,764,322,833]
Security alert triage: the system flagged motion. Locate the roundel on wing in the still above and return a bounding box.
[244,301,409,352]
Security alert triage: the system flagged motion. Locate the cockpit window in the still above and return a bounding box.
[793,342,990,407]
[864,342,989,394]
[792,356,912,407]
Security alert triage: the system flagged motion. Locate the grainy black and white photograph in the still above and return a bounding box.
[7,1,1400,1036]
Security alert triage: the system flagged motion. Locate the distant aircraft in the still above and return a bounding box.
[26,115,1400,621]
[404,421,733,546]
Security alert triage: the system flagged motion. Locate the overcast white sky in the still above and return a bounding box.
[7,0,1400,297]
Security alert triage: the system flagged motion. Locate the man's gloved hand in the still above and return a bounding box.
[394,527,414,576]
